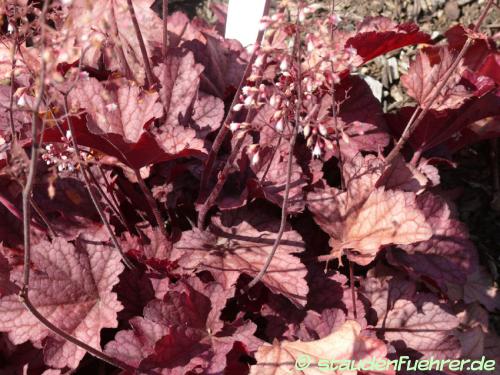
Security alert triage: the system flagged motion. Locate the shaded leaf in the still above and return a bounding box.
[171,206,308,306]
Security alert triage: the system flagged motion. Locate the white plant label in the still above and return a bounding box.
[225,0,267,50]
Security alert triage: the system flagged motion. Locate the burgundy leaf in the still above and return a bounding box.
[445,25,500,84]
[183,31,247,98]
[463,267,500,312]
[318,76,390,159]
[104,316,168,368]
[346,17,431,63]
[386,89,500,154]
[401,47,492,111]
[389,192,478,287]
[42,115,175,169]
[107,277,260,374]
[245,122,307,213]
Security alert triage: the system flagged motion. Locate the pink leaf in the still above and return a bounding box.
[191,93,225,137]
[308,155,432,266]
[171,207,308,306]
[63,0,163,83]
[68,78,163,144]
[362,274,460,359]
[250,320,392,375]
[152,50,211,155]
[106,277,260,373]
[0,231,124,369]
[380,296,461,359]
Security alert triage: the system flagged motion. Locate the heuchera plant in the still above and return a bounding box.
[0,0,499,373]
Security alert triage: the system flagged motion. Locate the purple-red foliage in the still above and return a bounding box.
[0,0,498,374]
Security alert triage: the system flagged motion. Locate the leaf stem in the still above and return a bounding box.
[18,294,135,372]
[109,4,134,80]
[97,165,135,234]
[385,0,495,165]
[21,0,49,291]
[197,135,246,230]
[199,0,271,195]
[30,198,56,239]
[8,23,18,143]
[86,165,129,231]
[133,168,169,240]
[63,97,135,270]
[18,3,133,371]
[0,192,45,232]
[246,5,303,290]
[163,0,169,58]
[126,0,154,87]
[349,260,357,319]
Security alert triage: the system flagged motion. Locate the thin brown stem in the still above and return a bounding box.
[21,0,48,290]
[18,295,134,371]
[247,7,303,290]
[330,0,335,39]
[385,0,495,165]
[0,192,45,232]
[329,0,344,189]
[133,168,168,239]
[126,0,154,87]
[109,4,134,80]
[30,198,56,238]
[8,24,18,143]
[260,136,283,184]
[330,65,344,190]
[197,135,246,230]
[63,97,135,270]
[86,166,128,230]
[491,139,499,193]
[162,0,169,58]
[199,0,271,195]
[97,165,135,234]
[17,3,132,371]
[349,260,357,319]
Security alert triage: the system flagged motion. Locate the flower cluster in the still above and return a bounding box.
[41,131,77,173]
[230,3,361,161]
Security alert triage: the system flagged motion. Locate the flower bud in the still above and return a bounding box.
[275,119,284,132]
[342,131,350,144]
[244,95,255,107]
[251,152,260,166]
[279,58,288,72]
[319,124,328,137]
[255,54,265,67]
[270,94,281,108]
[303,125,311,138]
[312,142,322,157]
